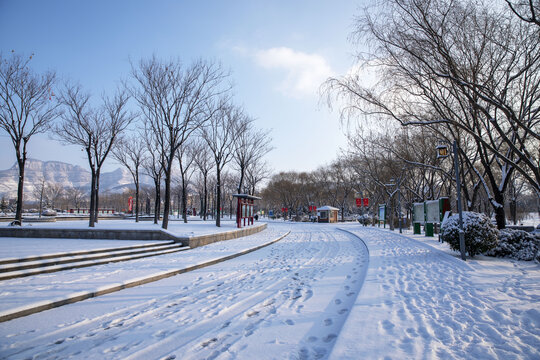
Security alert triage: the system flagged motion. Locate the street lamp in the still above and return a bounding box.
[385,178,403,233]
[438,140,466,261]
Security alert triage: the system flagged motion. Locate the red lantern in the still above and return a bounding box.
[355,198,361,207]
[363,198,369,207]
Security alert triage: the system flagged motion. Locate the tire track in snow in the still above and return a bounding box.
[1,224,370,359]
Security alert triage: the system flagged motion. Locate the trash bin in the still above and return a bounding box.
[425,223,434,237]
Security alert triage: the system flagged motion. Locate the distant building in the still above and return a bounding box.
[317,206,339,223]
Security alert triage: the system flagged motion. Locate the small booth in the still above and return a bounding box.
[233,194,261,228]
[317,206,339,223]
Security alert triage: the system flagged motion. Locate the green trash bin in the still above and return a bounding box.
[413,222,421,234]
[425,223,434,237]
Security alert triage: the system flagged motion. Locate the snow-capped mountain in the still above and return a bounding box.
[0,159,145,199]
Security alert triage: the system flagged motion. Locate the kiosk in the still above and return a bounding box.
[233,194,261,228]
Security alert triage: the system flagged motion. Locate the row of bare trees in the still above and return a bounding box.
[0,53,272,228]
[261,122,538,225]
[323,0,540,229]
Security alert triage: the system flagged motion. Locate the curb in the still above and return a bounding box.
[0,223,268,248]
[0,230,290,323]
[0,246,189,281]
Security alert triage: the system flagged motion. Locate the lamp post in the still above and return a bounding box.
[385,179,403,234]
[438,140,466,261]
[384,180,396,231]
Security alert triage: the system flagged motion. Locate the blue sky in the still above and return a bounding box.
[0,0,365,173]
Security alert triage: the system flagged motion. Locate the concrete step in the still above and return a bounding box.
[0,243,183,273]
[0,246,190,281]
[0,240,176,265]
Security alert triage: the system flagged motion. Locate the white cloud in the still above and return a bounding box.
[253,47,334,98]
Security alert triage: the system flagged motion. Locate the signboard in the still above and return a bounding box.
[413,203,425,224]
[128,196,133,212]
[378,204,386,220]
[425,200,440,223]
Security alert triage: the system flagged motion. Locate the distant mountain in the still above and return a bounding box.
[0,159,150,199]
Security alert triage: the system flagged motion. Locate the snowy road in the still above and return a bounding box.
[0,223,369,359]
[1,223,539,359]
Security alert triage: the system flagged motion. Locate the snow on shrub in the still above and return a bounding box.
[357,214,372,226]
[486,229,540,261]
[440,211,498,257]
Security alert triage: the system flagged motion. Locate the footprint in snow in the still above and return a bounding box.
[201,338,218,348]
[324,318,333,326]
[323,334,337,343]
[382,320,395,333]
[335,299,342,305]
[285,319,295,325]
[303,289,313,302]
[338,308,348,315]
[245,310,259,318]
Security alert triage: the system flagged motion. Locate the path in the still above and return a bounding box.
[331,226,540,359]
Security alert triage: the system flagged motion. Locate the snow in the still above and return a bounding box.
[9,217,241,238]
[1,222,539,359]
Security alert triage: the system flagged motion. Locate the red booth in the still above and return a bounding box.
[233,194,261,228]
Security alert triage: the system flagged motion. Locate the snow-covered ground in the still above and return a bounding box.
[1,222,539,359]
[8,217,241,237]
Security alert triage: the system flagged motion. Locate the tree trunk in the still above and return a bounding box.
[182,177,188,223]
[216,169,221,227]
[135,181,140,222]
[493,191,506,230]
[238,166,245,194]
[88,173,96,227]
[94,171,101,224]
[154,181,160,224]
[15,157,25,224]
[203,176,208,221]
[389,197,395,231]
[162,160,173,230]
[39,184,43,219]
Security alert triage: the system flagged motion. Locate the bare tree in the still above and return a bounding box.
[43,182,64,209]
[324,0,540,228]
[246,159,271,196]
[201,102,245,227]
[130,56,230,229]
[506,0,540,26]
[0,52,60,224]
[66,186,87,210]
[176,140,197,223]
[233,116,273,194]
[57,84,135,227]
[113,134,146,222]
[142,126,164,224]
[32,177,46,218]
[193,140,213,220]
